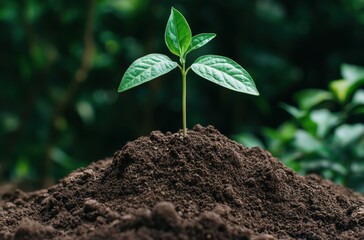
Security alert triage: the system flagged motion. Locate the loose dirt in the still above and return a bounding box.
[1,125,363,239]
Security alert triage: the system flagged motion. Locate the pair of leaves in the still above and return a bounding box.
[165,8,215,58]
[119,7,259,97]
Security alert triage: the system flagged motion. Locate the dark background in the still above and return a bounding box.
[0,0,363,189]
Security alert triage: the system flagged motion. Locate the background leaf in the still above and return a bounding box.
[233,133,264,148]
[352,90,364,106]
[294,130,324,154]
[310,109,340,138]
[333,124,364,147]
[165,7,192,57]
[185,33,216,56]
[280,103,306,119]
[191,55,259,95]
[119,54,178,92]
[294,89,334,110]
[341,64,364,82]
[329,79,351,103]
[330,64,364,103]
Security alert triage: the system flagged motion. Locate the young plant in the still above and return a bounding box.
[118,7,259,137]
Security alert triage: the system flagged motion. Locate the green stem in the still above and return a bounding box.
[182,63,187,137]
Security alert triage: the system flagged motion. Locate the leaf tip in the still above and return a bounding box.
[171,7,179,14]
[117,82,125,93]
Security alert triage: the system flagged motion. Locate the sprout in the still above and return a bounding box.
[119,7,259,137]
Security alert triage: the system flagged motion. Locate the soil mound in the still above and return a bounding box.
[1,125,364,239]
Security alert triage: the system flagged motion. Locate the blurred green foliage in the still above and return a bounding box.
[236,64,364,193]
[0,0,363,189]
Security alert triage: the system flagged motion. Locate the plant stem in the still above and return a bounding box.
[182,63,187,137]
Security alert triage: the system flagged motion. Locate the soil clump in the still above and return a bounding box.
[1,125,363,239]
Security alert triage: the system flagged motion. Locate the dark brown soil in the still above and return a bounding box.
[1,125,364,240]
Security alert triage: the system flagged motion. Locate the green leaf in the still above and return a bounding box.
[165,7,192,57]
[233,133,264,148]
[330,64,364,103]
[300,159,347,176]
[334,124,364,147]
[294,130,324,154]
[353,106,364,115]
[348,90,364,115]
[310,109,340,138]
[263,123,296,157]
[280,103,305,119]
[191,55,259,95]
[355,138,364,157]
[280,103,318,136]
[341,63,364,82]
[185,33,216,56]
[329,79,350,103]
[352,89,364,106]
[294,89,334,110]
[119,54,178,92]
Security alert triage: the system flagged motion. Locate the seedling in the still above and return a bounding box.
[119,7,259,137]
